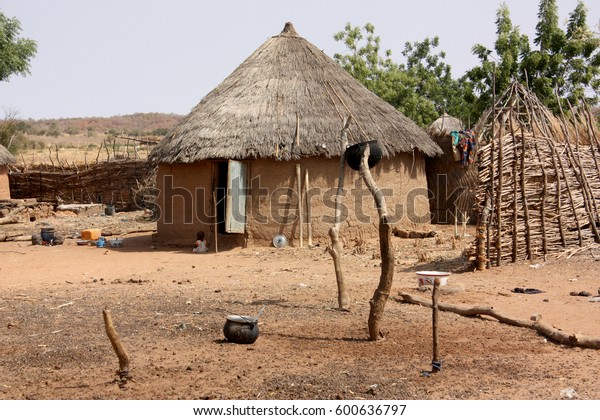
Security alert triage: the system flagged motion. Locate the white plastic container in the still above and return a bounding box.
[416,271,450,287]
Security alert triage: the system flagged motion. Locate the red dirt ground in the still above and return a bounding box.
[1,212,599,401]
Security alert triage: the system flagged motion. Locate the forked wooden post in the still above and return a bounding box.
[328,116,352,310]
[359,145,395,340]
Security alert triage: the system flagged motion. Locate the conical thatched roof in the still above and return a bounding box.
[427,113,463,137]
[0,144,16,165]
[151,22,441,164]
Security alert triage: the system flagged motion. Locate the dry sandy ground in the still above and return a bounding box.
[1,213,599,401]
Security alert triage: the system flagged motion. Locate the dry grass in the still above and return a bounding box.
[14,135,151,166]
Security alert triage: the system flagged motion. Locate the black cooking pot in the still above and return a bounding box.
[40,227,55,243]
[223,315,259,344]
[345,140,383,171]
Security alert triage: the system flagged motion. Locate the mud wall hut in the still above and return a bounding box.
[150,22,442,247]
[426,114,478,224]
[474,81,600,265]
[0,144,16,199]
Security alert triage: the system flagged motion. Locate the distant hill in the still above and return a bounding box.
[16,113,184,137]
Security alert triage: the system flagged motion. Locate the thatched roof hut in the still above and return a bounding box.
[0,144,16,199]
[427,114,463,138]
[151,22,440,164]
[151,22,442,247]
[426,114,478,224]
[0,144,15,166]
[474,81,600,266]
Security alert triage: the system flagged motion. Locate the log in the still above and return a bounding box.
[0,205,26,225]
[7,235,32,242]
[397,292,600,349]
[0,217,19,225]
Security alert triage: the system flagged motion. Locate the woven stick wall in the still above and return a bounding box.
[8,159,155,209]
[474,81,600,265]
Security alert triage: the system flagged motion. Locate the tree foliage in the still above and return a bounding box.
[333,1,599,128]
[465,4,530,117]
[467,0,599,114]
[0,11,37,82]
[333,23,468,127]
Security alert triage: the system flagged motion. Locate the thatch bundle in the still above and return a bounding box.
[426,114,478,224]
[0,144,16,165]
[150,22,440,164]
[475,81,600,265]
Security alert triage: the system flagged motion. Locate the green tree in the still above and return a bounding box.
[521,0,599,108]
[465,3,530,117]
[521,0,567,107]
[333,23,467,127]
[470,0,599,115]
[560,1,599,106]
[0,11,37,82]
[401,37,473,125]
[47,122,60,137]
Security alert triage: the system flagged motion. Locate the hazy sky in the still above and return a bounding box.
[1,0,599,120]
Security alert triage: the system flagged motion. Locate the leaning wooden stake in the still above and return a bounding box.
[431,279,441,372]
[296,163,303,248]
[103,308,131,378]
[360,145,395,340]
[328,117,352,310]
[212,190,218,253]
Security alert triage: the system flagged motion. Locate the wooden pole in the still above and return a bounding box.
[328,116,352,310]
[496,114,505,266]
[476,193,491,270]
[454,211,458,238]
[296,163,303,248]
[212,190,218,253]
[305,168,313,247]
[295,113,300,148]
[507,108,518,262]
[102,308,130,377]
[548,141,566,247]
[360,145,395,341]
[432,278,441,372]
[487,63,496,268]
[533,141,548,255]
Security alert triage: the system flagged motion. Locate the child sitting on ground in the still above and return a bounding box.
[192,230,208,254]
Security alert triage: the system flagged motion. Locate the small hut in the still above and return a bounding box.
[474,81,600,266]
[0,144,16,199]
[150,22,442,247]
[426,114,478,225]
